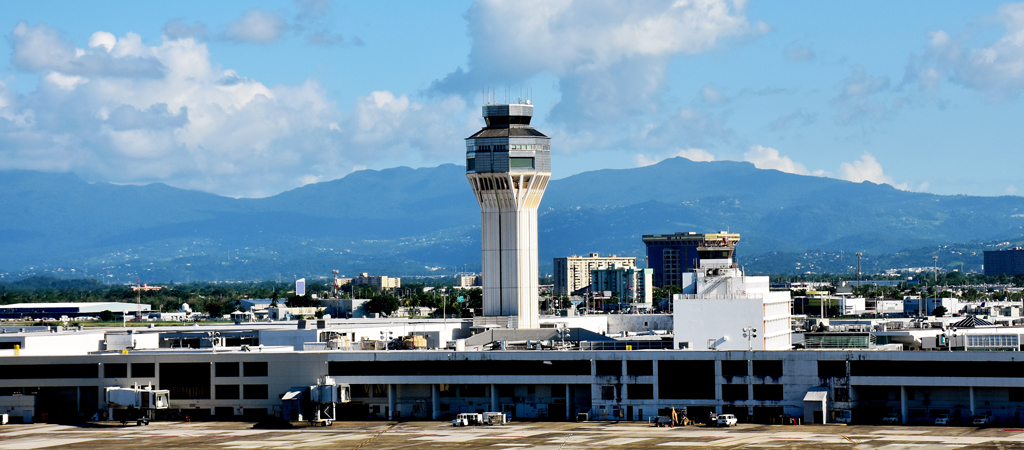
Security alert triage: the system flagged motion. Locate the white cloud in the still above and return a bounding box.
[1007,185,1018,195]
[432,0,767,127]
[743,145,811,175]
[634,148,715,167]
[922,3,1024,98]
[836,152,895,185]
[0,23,466,197]
[222,9,288,44]
[740,146,914,190]
[88,31,116,52]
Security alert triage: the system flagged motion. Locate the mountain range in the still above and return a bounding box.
[2,157,1023,283]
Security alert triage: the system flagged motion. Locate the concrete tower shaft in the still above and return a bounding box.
[466,102,551,329]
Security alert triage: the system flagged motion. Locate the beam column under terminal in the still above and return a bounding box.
[490,384,498,412]
[900,386,908,425]
[565,384,572,421]
[388,384,396,420]
[432,384,440,420]
[970,386,976,417]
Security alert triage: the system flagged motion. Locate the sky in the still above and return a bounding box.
[1,0,1023,198]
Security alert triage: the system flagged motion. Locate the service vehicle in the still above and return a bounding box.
[452,413,483,427]
[882,413,901,424]
[716,414,738,427]
[973,413,993,426]
[934,414,951,425]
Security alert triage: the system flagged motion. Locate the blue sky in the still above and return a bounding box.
[1,0,1022,198]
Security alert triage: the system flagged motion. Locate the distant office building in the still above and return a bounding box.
[643,231,740,288]
[590,265,653,309]
[352,273,401,290]
[984,248,1024,277]
[553,253,637,296]
[456,274,482,288]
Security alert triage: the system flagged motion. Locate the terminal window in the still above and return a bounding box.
[626,360,653,376]
[104,363,127,378]
[752,360,783,377]
[243,384,269,400]
[752,384,784,401]
[131,363,155,378]
[160,362,210,399]
[216,362,239,377]
[628,384,654,400]
[215,385,240,400]
[596,360,621,376]
[721,384,749,401]
[243,362,268,377]
[721,360,748,377]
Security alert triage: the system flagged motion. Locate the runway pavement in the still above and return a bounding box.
[3,421,1024,449]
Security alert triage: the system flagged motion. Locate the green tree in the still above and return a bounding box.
[205,302,223,318]
[366,295,400,316]
[932,306,947,317]
[99,310,115,322]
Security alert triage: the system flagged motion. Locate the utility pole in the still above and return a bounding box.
[933,256,939,284]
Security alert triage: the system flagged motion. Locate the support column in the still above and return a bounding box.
[900,386,908,425]
[652,360,660,402]
[970,386,976,417]
[714,359,723,414]
[388,384,396,421]
[432,385,440,420]
[491,384,498,412]
[566,384,572,421]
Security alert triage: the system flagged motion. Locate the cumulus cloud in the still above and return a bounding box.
[836,152,895,185]
[634,148,715,167]
[0,23,465,197]
[740,146,913,190]
[222,9,289,44]
[700,84,728,104]
[918,3,1024,98]
[743,145,812,175]
[431,0,767,128]
[10,22,165,78]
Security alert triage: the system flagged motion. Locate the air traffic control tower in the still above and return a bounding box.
[466,100,551,329]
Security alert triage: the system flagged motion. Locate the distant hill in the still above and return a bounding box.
[2,157,1023,282]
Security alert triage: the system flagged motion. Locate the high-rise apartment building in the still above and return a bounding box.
[984,248,1024,277]
[590,264,653,308]
[642,231,740,288]
[553,253,637,296]
[466,101,551,329]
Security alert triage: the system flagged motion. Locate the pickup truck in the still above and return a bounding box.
[934,414,951,425]
[973,413,993,426]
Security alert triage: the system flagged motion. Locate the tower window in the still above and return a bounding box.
[467,158,475,171]
[510,157,534,168]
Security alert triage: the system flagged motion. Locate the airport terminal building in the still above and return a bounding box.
[2,321,1024,426]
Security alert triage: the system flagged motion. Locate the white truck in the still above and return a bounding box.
[105,384,170,426]
[452,413,483,427]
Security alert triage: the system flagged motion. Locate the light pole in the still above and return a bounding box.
[380,330,393,352]
[742,326,758,351]
[945,327,958,352]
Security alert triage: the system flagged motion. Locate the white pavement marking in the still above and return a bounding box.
[0,438,95,449]
[589,437,651,446]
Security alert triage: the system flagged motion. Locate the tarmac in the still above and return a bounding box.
[4,421,1024,449]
